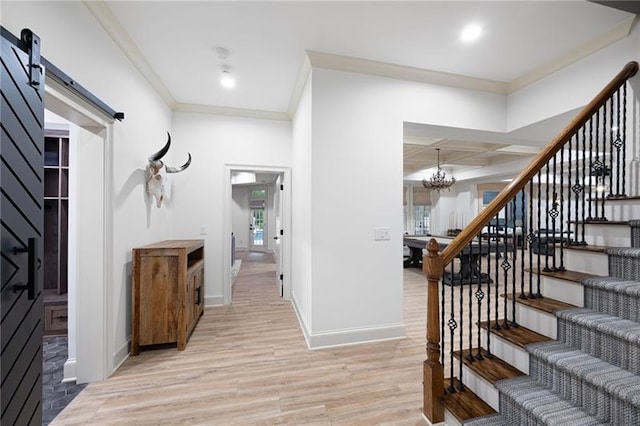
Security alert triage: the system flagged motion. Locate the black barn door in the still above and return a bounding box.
[1,29,45,425]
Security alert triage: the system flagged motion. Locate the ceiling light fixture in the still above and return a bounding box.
[220,66,235,89]
[461,23,483,43]
[422,148,456,191]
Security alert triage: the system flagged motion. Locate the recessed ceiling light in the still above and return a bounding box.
[461,23,483,43]
[220,68,235,89]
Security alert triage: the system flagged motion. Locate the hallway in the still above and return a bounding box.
[51,252,428,425]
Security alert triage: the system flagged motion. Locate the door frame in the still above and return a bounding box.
[44,78,114,382]
[223,165,291,304]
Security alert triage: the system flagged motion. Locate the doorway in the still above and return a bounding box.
[44,80,113,385]
[224,165,291,305]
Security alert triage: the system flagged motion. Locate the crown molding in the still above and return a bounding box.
[287,54,312,119]
[83,1,176,109]
[508,15,637,92]
[173,103,290,121]
[306,50,509,95]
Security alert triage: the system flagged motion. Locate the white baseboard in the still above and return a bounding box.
[423,412,446,426]
[62,358,77,383]
[205,295,225,307]
[112,339,130,375]
[307,323,405,349]
[290,293,404,349]
[291,291,312,349]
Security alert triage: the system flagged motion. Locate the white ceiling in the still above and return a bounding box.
[92,1,636,181]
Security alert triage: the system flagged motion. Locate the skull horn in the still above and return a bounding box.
[148,132,171,163]
[166,153,192,173]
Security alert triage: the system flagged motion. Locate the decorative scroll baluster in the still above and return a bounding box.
[558,147,566,271]
[620,84,627,195]
[467,238,475,362]
[544,164,551,272]
[593,109,602,220]
[486,228,492,355]
[448,260,456,393]
[580,125,587,244]
[608,97,614,198]
[501,205,511,328]
[536,171,542,297]
[493,214,501,329]
[475,237,485,360]
[550,156,558,271]
[568,135,574,244]
[614,88,623,196]
[528,181,534,298]
[587,117,594,220]
[600,104,607,220]
[511,198,518,326]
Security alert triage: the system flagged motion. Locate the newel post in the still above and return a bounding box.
[423,238,444,423]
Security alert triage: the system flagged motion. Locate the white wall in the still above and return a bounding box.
[3,1,173,375]
[231,187,250,249]
[170,112,292,306]
[291,74,313,338]
[301,67,507,347]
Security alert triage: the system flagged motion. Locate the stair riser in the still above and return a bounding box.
[504,303,557,339]
[444,410,463,426]
[458,363,500,411]
[540,276,584,307]
[583,224,630,246]
[479,328,529,374]
[603,201,640,222]
[564,250,608,275]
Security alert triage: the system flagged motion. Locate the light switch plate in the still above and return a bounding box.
[374,227,391,241]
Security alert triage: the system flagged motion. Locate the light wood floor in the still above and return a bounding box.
[51,252,430,425]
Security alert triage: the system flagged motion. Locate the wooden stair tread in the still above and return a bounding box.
[603,195,640,201]
[502,293,576,314]
[478,321,551,348]
[568,220,629,225]
[453,348,525,384]
[527,267,600,283]
[442,377,496,422]
[562,244,608,253]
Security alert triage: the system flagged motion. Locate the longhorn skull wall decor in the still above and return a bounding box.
[146,132,192,207]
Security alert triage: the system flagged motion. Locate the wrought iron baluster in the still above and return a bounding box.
[614,88,623,196]
[485,225,492,356]
[528,180,535,298]
[447,260,456,394]
[501,203,511,328]
[467,238,475,362]
[536,171,543,297]
[550,156,558,271]
[511,198,518,326]
[558,147,566,271]
[608,96,614,198]
[568,135,574,244]
[544,164,551,272]
[493,214,501,329]
[475,235,485,360]
[441,259,446,368]
[622,83,627,195]
[587,117,594,221]
[593,109,602,220]
[581,125,587,244]
[458,246,465,391]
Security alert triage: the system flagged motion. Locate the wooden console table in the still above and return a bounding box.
[131,239,205,355]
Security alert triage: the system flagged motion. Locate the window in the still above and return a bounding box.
[414,205,430,235]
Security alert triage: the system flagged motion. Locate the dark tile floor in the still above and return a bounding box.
[42,336,86,425]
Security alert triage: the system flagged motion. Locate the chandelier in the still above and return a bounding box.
[422,148,456,191]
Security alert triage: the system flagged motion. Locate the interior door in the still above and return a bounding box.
[249,207,265,251]
[274,176,284,297]
[1,28,45,425]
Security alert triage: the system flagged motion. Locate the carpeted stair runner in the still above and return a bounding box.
[465,231,640,425]
[629,220,640,248]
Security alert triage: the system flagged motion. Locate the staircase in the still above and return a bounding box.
[462,217,640,425]
[421,62,640,426]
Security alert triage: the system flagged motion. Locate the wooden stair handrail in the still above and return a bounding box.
[440,61,638,265]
